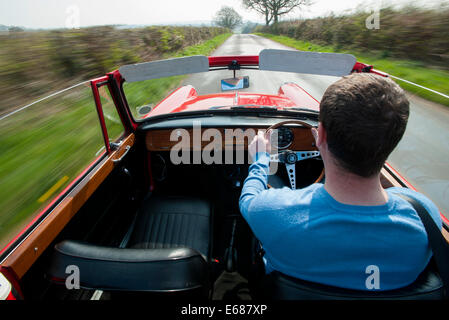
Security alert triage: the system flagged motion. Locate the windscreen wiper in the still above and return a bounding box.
[231,105,278,111]
[288,107,320,114]
[209,105,278,111]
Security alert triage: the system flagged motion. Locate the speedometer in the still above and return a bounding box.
[271,127,294,150]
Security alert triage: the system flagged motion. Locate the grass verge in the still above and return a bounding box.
[255,33,449,107]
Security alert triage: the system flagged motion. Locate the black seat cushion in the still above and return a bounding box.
[127,195,212,259]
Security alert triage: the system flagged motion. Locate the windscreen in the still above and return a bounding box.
[121,49,355,120]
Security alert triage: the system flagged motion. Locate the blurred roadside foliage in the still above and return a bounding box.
[0,25,227,115]
[0,29,230,252]
[257,5,449,70]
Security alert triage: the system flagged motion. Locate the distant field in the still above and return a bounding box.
[255,33,449,107]
[0,32,232,251]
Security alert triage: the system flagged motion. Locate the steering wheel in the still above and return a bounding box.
[266,120,324,189]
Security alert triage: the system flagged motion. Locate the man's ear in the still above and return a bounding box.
[311,123,326,148]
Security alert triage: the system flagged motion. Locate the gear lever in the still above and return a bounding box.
[224,218,237,272]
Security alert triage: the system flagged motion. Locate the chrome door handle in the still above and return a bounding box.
[112,145,131,163]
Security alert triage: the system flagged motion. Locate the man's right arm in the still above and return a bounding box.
[239,152,298,246]
[240,130,294,245]
[239,152,270,218]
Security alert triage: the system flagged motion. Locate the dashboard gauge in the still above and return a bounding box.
[271,127,294,150]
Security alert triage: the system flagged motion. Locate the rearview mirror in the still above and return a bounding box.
[221,76,249,91]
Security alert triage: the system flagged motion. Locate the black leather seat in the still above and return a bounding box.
[127,195,212,259]
[48,195,212,293]
[250,237,444,300]
[259,265,444,300]
[249,237,444,300]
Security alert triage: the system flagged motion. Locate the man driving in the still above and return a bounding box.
[239,73,442,291]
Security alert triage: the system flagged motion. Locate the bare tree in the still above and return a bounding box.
[213,6,243,30]
[242,0,273,26]
[243,0,312,25]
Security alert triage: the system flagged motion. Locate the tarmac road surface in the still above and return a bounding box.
[184,34,449,220]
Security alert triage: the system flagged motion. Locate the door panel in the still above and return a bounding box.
[1,134,135,279]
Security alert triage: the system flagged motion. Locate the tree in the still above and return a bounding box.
[213,6,243,30]
[243,0,312,26]
[8,26,24,32]
[243,0,273,26]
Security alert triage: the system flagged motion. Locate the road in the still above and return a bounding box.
[185,34,449,219]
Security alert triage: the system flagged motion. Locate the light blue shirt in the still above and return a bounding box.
[239,153,442,291]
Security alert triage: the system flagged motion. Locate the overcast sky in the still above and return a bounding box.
[0,0,446,29]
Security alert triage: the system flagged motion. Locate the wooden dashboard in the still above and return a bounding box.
[146,127,317,151]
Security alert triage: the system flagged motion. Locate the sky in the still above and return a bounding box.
[0,0,447,29]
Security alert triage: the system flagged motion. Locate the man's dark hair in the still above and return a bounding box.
[319,73,410,177]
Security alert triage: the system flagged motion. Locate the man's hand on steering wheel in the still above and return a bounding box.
[249,121,324,189]
[249,130,271,161]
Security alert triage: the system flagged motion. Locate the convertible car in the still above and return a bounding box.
[1,49,448,300]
